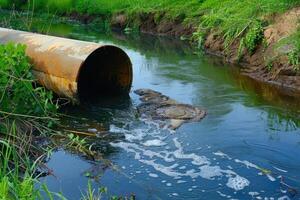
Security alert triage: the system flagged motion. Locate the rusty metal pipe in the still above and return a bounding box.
[0,27,132,101]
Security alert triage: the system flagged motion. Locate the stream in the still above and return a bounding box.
[4,15,300,199]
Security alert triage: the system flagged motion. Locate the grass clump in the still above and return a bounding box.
[287,30,300,70]
[0,43,58,119]
[0,43,60,200]
[195,0,299,57]
[0,127,41,200]
[0,43,126,200]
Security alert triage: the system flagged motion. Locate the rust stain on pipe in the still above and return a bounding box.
[0,27,133,101]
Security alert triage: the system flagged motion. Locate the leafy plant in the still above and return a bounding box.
[0,43,58,132]
[192,29,206,50]
[275,29,300,71]
[288,30,300,71]
[288,49,300,70]
[0,43,61,199]
[244,20,264,54]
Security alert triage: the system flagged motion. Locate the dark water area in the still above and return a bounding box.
[1,13,300,199]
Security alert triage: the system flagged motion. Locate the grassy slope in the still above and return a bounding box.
[0,0,299,71]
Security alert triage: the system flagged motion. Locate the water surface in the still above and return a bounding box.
[3,15,300,200]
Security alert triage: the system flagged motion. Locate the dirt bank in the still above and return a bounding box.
[204,7,300,92]
[110,9,300,93]
[75,8,300,93]
[111,12,196,37]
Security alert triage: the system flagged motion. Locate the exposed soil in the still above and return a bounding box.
[77,8,300,92]
[111,12,196,37]
[204,7,300,92]
[110,8,300,92]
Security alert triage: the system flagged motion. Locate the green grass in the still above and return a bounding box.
[0,42,59,199]
[0,42,129,199]
[194,0,299,55]
[1,0,202,17]
[1,0,299,59]
[285,29,300,70]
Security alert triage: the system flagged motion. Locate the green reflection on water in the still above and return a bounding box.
[0,10,299,132]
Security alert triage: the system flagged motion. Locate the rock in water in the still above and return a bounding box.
[134,89,206,130]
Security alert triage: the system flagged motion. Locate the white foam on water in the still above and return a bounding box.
[145,150,174,162]
[177,180,186,184]
[217,191,231,198]
[273,166,288,173]
[280,189,287,194]
[217,191,227,197]
[173,138,210,166]
[139,159,181,178]
[111,136,252,192]
[198,165,223,180]
[179,166,186,170]
[110,142,174,162]
[213,151,232,160]
[278,196,290,200]
[249,192,260,197]
[226,175,250,191]
[149,173,159,178]
[125,129,147,142]
[266,174,276,182]
[234,159,259,169]
[143,139,166,146]
[234,159,278,182]
[109,125,129,133]
[109,124,261,194]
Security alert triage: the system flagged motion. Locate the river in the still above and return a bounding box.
[3,15,300,200]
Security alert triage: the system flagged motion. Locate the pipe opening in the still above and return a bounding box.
[77,45,132,100]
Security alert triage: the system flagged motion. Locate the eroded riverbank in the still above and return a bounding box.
[1,11,300,199]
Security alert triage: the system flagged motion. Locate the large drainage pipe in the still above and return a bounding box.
[0,27,133,101]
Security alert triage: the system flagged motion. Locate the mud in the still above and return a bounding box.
[134,89,206,130]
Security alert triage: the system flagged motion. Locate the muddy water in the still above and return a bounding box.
[5,17,300,199]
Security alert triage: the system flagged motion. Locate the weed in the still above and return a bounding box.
[275,29,300,71]
[288,50,300,70]
[81,180,107,200]
[0,43,61,200]
[194,0,299,57]
[266,59,274,71]
[244,20,264,54]
[192,29,206,50]
[288,30,300,70]
[0,43,58,120]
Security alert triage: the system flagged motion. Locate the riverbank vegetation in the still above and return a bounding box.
[0,0,299,72]
[0,42,61,199]
[0,43,116,199]
[0,1,299,198]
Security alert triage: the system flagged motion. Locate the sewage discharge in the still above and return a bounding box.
[0,27,133,101]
